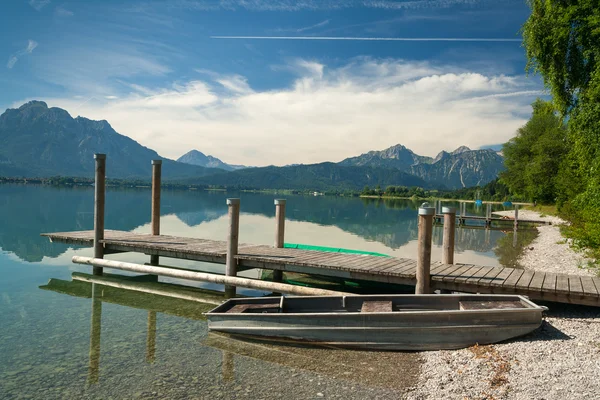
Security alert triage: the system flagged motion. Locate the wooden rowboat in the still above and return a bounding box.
[205,294,546,351]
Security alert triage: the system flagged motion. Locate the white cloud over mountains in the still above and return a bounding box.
[6,40,38,69]
[29,58,542,166]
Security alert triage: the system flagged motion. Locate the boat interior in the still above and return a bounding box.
[208,295,537,314]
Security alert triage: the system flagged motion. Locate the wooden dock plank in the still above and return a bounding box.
[430,263,459,277]
[464,266,496,285]
[580,277,599,297]
[432,264,464,281]
[489,268,516,288]
[542,273,557,292]
[441,265,473,282]
[502,269,525,288]
[556,274,570,294]
[568,276,584,296]
[514,270,536,290]
[527,271,546,293]
[384,261,417,276]
[453,265,485,283]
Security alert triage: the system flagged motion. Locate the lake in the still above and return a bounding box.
[0,184,527,399]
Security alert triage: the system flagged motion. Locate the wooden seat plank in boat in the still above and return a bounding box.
[228,303,280,313]
[459,300,524,310]
[361,301,392,313]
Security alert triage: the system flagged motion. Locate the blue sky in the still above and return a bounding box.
[1,0,541,166]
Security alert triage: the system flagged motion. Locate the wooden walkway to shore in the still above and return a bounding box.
[42,230,600,307]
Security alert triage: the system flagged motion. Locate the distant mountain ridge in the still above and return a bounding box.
[177,149,247,171]
[0,101,216,179]
[0,101,505,190]
[339,144,504,188]
[186,162,431,191]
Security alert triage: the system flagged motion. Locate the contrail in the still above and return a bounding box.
[211,36,521,42]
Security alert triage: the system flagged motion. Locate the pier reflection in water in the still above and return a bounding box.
[39,273,420,395]
[1,184,527,268]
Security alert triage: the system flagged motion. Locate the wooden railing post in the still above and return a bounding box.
[486,203,492,227]
[442,206,456,265]
[225,198,240,297]
[150,160,162,266]
[273,199,286,282]
[93,154,106,276]
[416,203,435,294]
[514,204,519,229]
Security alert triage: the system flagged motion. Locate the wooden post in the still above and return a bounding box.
[93,154,106,276]
[150,160,162,266]
[225,198,240,297]
[442,206,456,265]
[88,283,102,384]
[514,204,519,229]
[272,199,286,283]
[146,311,156,364]
[416,203,435,294]
[486,203,492,227]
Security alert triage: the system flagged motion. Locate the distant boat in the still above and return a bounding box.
[205,294,546,351]
[475,199,483,206]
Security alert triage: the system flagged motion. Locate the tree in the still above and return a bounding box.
[522,0,600,247]
[500,99,567,204]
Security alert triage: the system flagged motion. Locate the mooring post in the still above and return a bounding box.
[486,203,492,227]
[150,160,162,266]
[88,283,102,384]
[146,311,157,364]
[273,199,286,282]
[514,204,519,229]
[416,203,435,294]
[225,198,240,297]
[93,154,106,276]
[442,206,457,265]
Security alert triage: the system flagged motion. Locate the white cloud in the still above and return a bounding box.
[28,58,540,166]
[29,0,50,11]
[55,6,74,17]
[30,44,170,94]
[6,40,38,69]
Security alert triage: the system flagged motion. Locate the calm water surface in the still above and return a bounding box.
[0,184,525,399]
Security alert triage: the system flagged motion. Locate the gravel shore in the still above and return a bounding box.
[407,210,600,400]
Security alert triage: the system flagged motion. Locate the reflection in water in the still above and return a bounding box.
[40,272,420,392]
[494,228,539,269]
[0,184,522,267]
[221,351,234,383]
[204,332,419,390]
[146,311,157,364]
[88,284,102,385]
[41,273,218,384]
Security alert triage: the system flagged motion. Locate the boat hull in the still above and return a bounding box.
[206,294,545,351]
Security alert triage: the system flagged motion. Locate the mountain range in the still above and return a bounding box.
[0,101,217,179]
[177,149,247,171]
[0,101,505,190]
[338,144,504,188]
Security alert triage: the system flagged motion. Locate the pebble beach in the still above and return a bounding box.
[407,210,600,400]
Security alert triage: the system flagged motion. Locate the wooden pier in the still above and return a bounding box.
[42,229,600,307]
[434,214,551,227]
[41,155,599,308]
